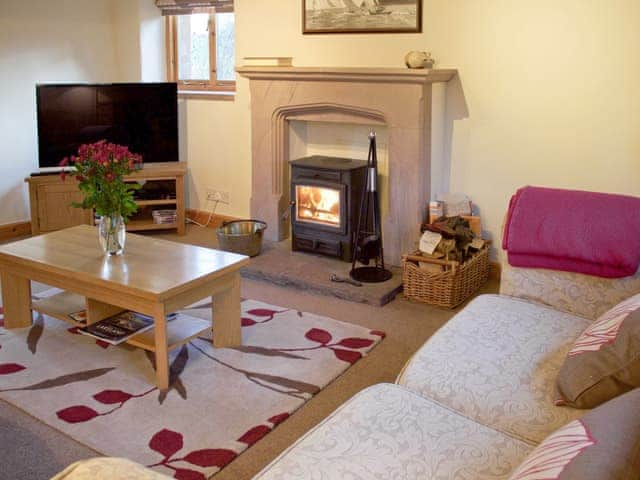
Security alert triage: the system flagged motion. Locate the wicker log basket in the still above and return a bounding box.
[402,245,490,308]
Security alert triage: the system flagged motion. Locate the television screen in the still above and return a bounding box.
[36,83,178,168]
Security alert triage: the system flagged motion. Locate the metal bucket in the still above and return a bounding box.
[216,220,267,257]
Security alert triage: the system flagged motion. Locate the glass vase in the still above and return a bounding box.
[98,215,126,255]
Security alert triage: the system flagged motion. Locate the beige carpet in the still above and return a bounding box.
[0,225,499,479]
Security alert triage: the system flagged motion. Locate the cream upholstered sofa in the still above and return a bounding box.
[253,263,640,479]
[54,264,640,480]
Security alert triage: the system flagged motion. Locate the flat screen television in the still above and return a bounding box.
[36,82,178,169]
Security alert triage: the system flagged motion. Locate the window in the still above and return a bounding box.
[165,9,235,95]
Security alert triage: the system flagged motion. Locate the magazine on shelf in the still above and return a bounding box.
[68,310,88,324]
[78,311,177,345]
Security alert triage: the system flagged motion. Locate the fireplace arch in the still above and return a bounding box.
[271,103,386,195]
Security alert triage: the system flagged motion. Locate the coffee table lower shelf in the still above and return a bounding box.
[31,291,210,352]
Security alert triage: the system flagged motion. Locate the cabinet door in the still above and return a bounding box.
[36,183,92,232]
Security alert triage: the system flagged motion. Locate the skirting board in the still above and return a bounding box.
[186,209,238,229]
[0,221,32,241]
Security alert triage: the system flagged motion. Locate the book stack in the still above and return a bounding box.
[75,310,178,345]
[152,209,177,225]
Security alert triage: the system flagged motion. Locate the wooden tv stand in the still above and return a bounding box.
[26,163,186,235]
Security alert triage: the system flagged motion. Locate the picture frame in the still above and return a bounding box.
[303,0,422,34]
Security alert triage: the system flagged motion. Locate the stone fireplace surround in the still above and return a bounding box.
[237,66,457,265]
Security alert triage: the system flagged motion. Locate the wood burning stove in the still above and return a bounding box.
[290,156,367,261]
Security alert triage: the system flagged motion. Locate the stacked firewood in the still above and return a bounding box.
[419,215,485,264]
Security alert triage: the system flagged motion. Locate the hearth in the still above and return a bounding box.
[290,155,367,261]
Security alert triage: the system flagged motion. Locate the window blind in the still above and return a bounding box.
[155,0,233,15]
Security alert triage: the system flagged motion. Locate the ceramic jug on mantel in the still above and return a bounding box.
[404,51,434,69]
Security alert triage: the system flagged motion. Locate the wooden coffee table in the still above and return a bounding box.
[0,225,249,389]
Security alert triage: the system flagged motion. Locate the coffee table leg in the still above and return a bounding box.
[85,298,125,325]
[152,304,169,390]
[212,272,242,348]
[1,272,32,328]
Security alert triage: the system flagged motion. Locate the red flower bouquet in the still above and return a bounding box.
[60,140,142,220]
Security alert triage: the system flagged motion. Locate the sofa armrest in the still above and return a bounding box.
[52,458,171,480]
[499,263,640,320]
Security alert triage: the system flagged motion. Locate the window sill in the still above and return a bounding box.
[178,90,235,101]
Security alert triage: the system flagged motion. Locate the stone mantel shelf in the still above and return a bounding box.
[237,66,457,84]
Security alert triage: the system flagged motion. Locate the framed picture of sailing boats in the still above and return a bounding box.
[303,0,422,34]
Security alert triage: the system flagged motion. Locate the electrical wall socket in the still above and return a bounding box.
[206,188,230,204]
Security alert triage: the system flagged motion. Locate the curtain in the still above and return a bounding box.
[155,0,233,15]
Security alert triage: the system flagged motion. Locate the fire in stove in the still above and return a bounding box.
[295,185,341,227]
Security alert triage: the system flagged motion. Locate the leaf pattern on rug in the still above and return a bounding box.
[94,389,135,404]
[146,428,237,479]
[190,339,320,399]
[26,313,44,354]
[241,307,288,327]
[268,412,290,425]
[0,367,114,393]
[57,386,158,424]
[243,371,321,396]
[182,302,288,327]
[276,327,376,365]
[146,345,189,404]
[229,345,309,360]
[145,411,292,478]
[0,363,26,375]
[237,425,271,446]
[56,345,192,425]
[237,412,291,447]
[57,405,101,423]
[196,336,311,360]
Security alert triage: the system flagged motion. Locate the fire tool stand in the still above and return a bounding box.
[350,132,392,283]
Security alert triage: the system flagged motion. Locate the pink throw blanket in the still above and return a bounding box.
[502,186,640,278]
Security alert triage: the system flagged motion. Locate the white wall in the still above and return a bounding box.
[111,0,165,82]
[3,0,638,256]
[184,0,639,258]
[139,0,166,82]
[0,0,120,223]
[111,0,141,81]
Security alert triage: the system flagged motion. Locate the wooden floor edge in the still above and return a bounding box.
[185,209,239,229]
[0,221,32,241]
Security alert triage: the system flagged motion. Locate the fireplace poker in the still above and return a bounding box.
[330,274,363,287]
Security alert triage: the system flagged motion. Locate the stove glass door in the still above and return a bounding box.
[295,184,341,228]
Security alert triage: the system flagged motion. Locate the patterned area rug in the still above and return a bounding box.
[0,291,384,479]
